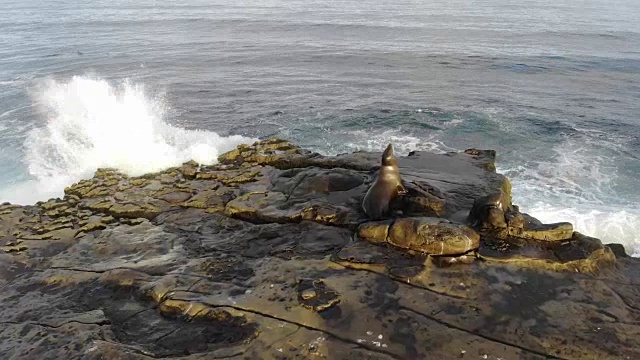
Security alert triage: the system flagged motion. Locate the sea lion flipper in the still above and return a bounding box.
[397,183,407,196]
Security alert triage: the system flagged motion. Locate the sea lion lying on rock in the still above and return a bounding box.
[362,144,406,219]
[467,191,509,229]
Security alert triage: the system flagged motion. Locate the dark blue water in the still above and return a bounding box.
[1,0,639,254]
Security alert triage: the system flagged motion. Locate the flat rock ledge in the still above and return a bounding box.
[0,138,638,360]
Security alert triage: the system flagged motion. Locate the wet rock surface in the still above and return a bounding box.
[0,138,638,360]
[359,217,480,255]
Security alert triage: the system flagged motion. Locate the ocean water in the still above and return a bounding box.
[0,0,639,255]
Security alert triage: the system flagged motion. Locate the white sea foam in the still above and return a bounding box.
[0,76,255,204]
[341,129,457,156]
[503,139,640,257]
[524,203,640,257]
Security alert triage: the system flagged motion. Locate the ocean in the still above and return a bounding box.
[0,0,638,256]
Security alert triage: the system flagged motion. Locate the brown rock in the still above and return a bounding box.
[297,279,340,312]
[501,221,574,241]
[360,217,480,255]
[0,138,634,360]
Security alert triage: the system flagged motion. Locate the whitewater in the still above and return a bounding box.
[0,76,256,204]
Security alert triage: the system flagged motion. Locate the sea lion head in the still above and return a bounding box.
[486,192,504,211]
[467,191,508,229]
[381,143,398,167]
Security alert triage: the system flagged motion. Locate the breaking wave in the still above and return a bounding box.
[0,76,255,204]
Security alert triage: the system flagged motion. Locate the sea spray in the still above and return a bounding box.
[1,76,255,204]
[502,139,640,257]
[525,203,640,257]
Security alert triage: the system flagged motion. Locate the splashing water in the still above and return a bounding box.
[502,139,640,257]
[1,76,255,204]
[526,203,640,256]
[342,129,458,155]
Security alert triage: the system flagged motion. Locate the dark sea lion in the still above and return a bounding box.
[362,144,406,219]
[467,191,509,229]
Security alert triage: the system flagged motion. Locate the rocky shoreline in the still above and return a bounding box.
[0,138,638,359]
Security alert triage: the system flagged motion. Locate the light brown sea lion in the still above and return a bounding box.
[362,144,406,219]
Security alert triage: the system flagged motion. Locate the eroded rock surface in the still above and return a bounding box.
[0,138,638,360]
[359,217,480,255]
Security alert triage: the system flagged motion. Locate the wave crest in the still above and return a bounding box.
[5,76,255,204]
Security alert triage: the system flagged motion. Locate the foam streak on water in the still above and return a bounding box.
[0,76,255,204]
